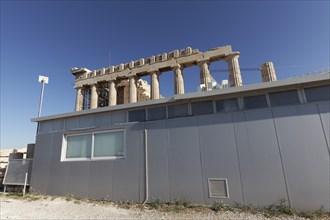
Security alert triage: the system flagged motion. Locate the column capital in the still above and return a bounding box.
[151,70,161,76]
[74,85,83,89]
[172,64,182,71]
[197,59,210,66]
[225,52,240,61]
[107,79,117,83]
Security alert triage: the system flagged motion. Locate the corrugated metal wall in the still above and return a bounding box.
[30,102,330,211]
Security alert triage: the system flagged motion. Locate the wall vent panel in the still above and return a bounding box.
[208,178,229,198]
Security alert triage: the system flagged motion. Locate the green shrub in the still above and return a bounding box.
[211,201,225,212]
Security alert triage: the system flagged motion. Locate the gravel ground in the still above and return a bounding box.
[0,196,313,220]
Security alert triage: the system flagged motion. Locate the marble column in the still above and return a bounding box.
[173,64,185,94]
[199,60,211,89]
[260,62,277,82]
[108,80,117,106]
[129,76,137,103]
[225,53,243,87]
[90,84,98,109]
[75,87,83,111]
[150,71,160,99]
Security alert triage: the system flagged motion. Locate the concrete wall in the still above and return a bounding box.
[30,102,330,211]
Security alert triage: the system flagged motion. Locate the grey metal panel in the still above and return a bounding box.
[88,160,113,200]
[46,132,68,196]
[273,105,330,211]
[317,103,330,153]
[110,111,127,125]
[197,113,244,205]
[167,117,204,203]
[65,117,79,130]
[30,133,53,193]
[233,110,288,207]
[79,115,94,128]
[138,123,146,203]
[112,123,142,202]
[94,112,110,127]
[145,120,170,202]
[66,161,90,197]
[52,120,64,132]
[39,121,52,133]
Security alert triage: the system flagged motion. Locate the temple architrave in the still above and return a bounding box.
[71,45,276,111]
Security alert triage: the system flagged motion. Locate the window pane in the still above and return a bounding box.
[216,99,239,113]
[66,134,92,158]
[191,100,214,116]
[168,103,189,119]
[94,131,124,157]
[110,111,126,125]
[147,106,166,121]
[244,95,268,109]
[304,85,330,102]
[95,113,110,127]
[128,109,146,122]
[38,121,52,133]
[269,90,300,106]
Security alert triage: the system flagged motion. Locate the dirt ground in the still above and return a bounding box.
[0,195,314,220]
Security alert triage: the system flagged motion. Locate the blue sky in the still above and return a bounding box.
[1,0,329,149]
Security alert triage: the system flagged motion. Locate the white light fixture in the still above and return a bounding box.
[38,75,49,117]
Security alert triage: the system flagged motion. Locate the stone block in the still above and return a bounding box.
[192,49,199,54]
[173,50,180,58]
[185,47,192,55]
[129,61,134,69]
[139,58,145,66]
[150,56,156,64]
[156,54,162,62]
[119,64,124,71]
[162,53,168,61]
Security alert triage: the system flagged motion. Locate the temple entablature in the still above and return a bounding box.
[71,45,277,111]
[72,45,232,83]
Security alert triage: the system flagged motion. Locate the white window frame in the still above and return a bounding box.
[61,129,125,162]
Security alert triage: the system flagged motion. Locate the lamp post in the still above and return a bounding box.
[38,75,49,117]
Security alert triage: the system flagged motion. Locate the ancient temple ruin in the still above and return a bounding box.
[71,45,277,111]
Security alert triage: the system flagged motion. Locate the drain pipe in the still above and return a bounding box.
[142,129,149,205]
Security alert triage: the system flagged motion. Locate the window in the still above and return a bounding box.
[216,99,239,113]
[269,90,300,106]
[244,95,268,109]
[168,103,189,119]
[128,109,146,122]
[304,85,330,102]
[62,130,124,161]
[147,106,167,121]
[191,100,214,116]
[66,134,92,159]
[110,111,126,125]
[94,131,124,158]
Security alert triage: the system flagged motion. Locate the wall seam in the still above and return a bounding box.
[271,109,292,208]
[316,104,330,155]
[231,113,245,204]
[315,104,330,210]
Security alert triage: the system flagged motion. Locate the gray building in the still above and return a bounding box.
[31,71,329,211]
